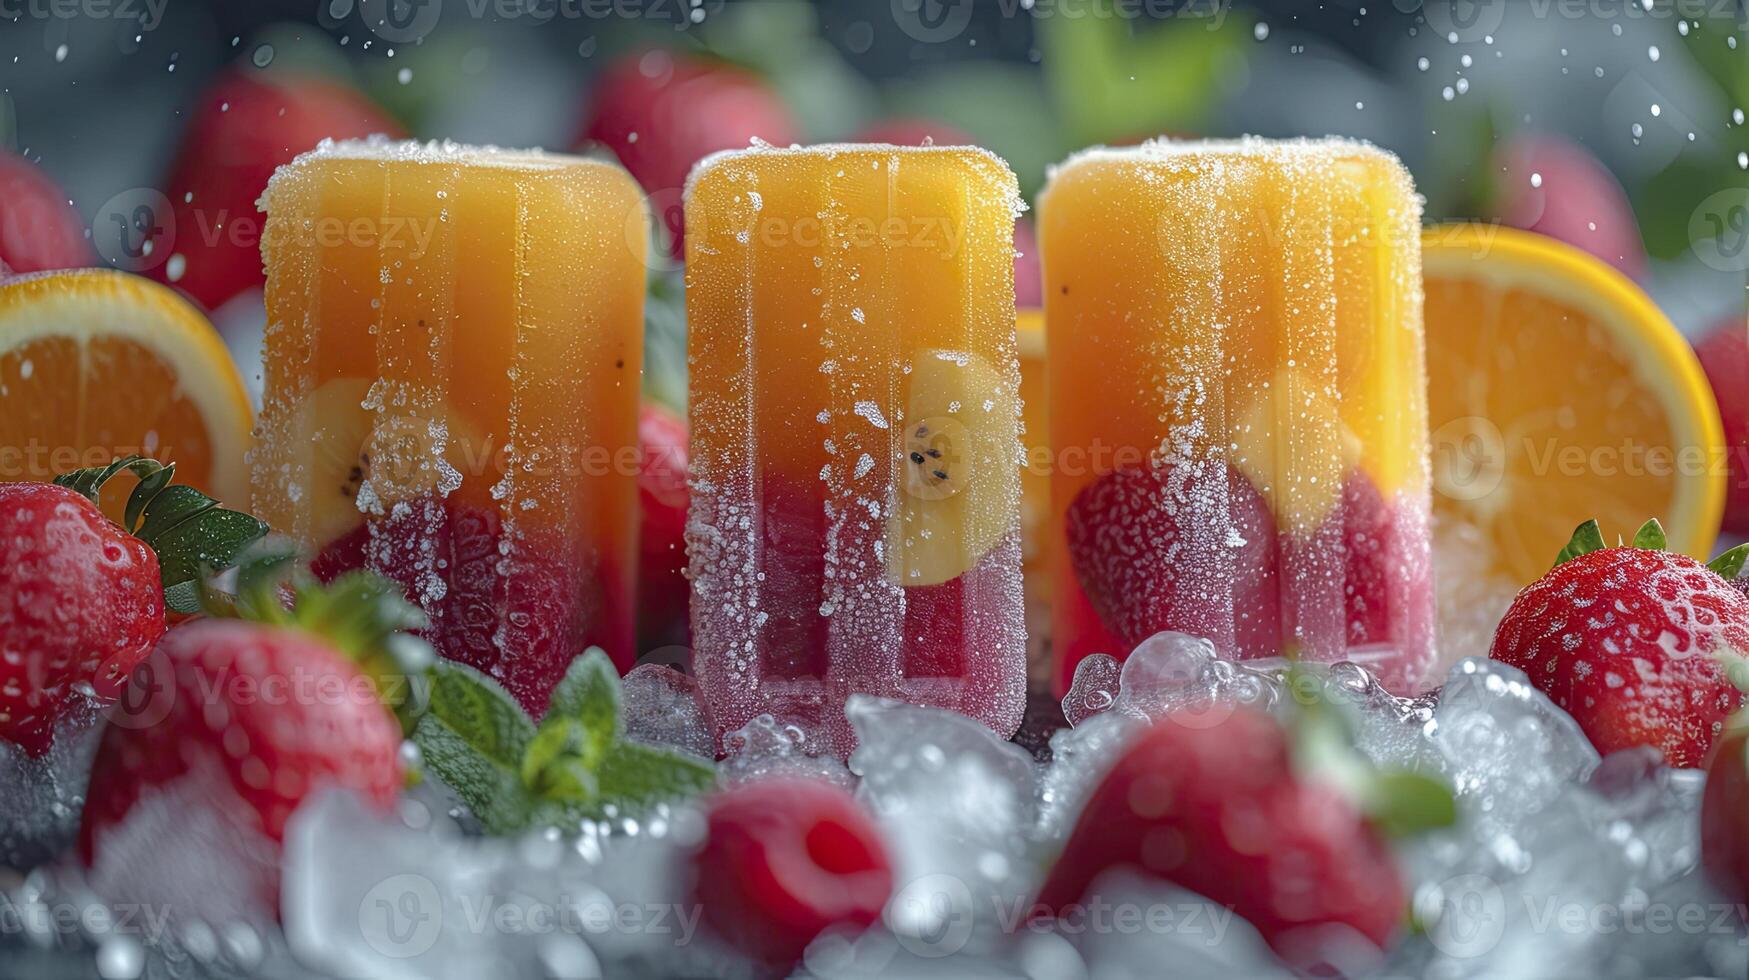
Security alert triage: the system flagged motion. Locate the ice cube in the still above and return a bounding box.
[1062,653,1121,727]
[719,713,853,789]
[620,664,715,761]
[0,702,103,869]
[1036,711,1143,846]
[1432,657,1599,838]
[84,756,279,930]
[847,696,1041,959]
[1063,869,1292,980]
[283,789,712,978]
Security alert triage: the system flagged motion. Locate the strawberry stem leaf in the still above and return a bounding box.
[1632,519,1668,551]
[1710,543,1749,581]
[1553,519,1607,567]
[52,454,269,604]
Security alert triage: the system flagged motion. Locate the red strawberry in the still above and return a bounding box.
[0,483,164,756]
[313,497,606,716]
[1696,318,1749,534]
[0,150,92,274]
[1492,135,1645,281]
[691,777,893,966]
[1703,726,1749,901]
[638,402,691,651]
[1489,520,1749,767]
[577,50,797,256]
[1064,461,1280,659]
[79,556,427,910]
[1032,707,1407,965]
[154,69,402,311]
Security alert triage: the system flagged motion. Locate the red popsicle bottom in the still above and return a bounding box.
[311,498,633,716]
[1055,460,1436,696]
[691,477,1027,758]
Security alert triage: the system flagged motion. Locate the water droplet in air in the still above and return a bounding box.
[1253,23,1269,41]
[252,44,275,68]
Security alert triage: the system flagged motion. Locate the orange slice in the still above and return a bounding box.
[1423,223,1724,596]
[0,268,253,518]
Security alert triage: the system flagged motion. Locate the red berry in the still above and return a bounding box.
[0,150,92,274]
[1493,135,1645,281]
[1696,319,1749,534]
[154,69,402,311]
[1490,546,1749,767]
[753,474,832,680]
[79,618,404,906]
[691,778,893,966]
[1032,708,1405,964]
[638,402,691,651]
[0,483,164,756]
[1063,461,1280,659]
[1703,727,1749,901]
[312,497,621,716]
[577,50,797,256]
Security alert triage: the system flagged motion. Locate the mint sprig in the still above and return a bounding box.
[412,649,717,834]
[54,455,269,613]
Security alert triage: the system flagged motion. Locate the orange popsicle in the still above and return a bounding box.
[685,143,1026,755]
[253,138,647,713]
[1041,138,1435,694]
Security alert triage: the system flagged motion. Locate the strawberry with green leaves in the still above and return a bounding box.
[0,457,266,756]
[80,543,433,909]
[411,649,718,834]
[1489,519,1749,767]
[1031,686,1453,970]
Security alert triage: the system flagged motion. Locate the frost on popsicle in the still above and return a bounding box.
[251,138,647,715]
[1041,137,1436,696]
[684,143,1028,757]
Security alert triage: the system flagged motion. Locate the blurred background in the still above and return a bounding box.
[1,0,1745,333]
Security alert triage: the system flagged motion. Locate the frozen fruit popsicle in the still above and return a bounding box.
[685,143,1027,756]
[252,138,647,714]
[1040,138,1435,694]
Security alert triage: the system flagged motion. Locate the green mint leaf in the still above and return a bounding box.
[592,741,719,818]
[410,661,539,835]
[1365,771,1459,838]
[1632,518,1668,551]
[150,508,270,592]
[546,648,624,760]
[1553,519,1607,567]
[1710,543,1749,581]
[522,718,592,795]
